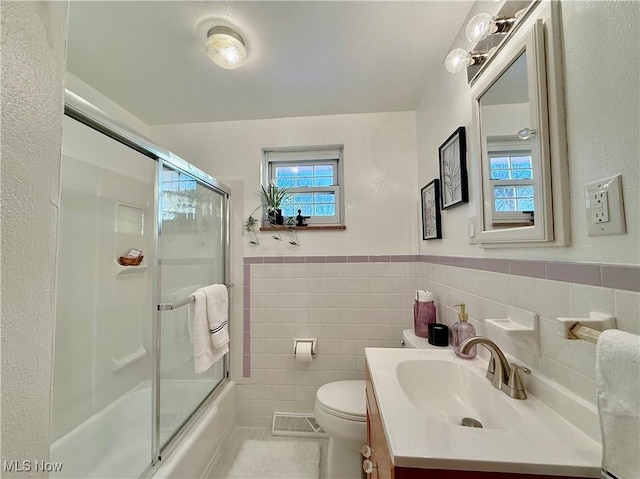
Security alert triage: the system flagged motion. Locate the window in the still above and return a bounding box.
[263,146,343,224]
[161,169,197,221]
[487,139,534,226]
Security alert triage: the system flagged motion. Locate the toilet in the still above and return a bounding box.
[314,332,442,478]
[402,328,442,349]
[314,380,367,479]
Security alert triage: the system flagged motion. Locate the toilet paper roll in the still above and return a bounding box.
[295,341,313,363]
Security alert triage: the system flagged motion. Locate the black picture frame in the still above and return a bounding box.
[438,126,468,209]
[421,179,442,240]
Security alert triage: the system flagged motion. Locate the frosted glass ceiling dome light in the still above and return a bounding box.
[206,26,247,70]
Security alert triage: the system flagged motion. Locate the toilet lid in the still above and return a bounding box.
[316,380,366,421]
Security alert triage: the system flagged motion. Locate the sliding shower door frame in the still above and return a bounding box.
[153,158,231,465]
[63,90,232,478]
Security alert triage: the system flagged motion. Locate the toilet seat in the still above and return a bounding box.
[316,380,366,422]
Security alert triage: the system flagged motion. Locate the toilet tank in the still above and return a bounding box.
[402,329,444,349]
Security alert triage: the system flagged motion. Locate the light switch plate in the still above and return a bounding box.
[585,175,626,236]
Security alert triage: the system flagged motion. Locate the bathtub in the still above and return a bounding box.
[50,380,235,479]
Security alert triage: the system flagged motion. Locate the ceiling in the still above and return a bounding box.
[66,1,473,126]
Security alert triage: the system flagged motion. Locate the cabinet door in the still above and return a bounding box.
[366,379,393,479]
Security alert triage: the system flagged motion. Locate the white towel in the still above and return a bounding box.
[173,284,203,343]
[596,329,640,479]
[416,290,433,302]
[190,290,228,373]
[200,284,230,349]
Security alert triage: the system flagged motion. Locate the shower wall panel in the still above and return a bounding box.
[52,117,155,442]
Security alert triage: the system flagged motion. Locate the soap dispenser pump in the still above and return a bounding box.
[452,303,477,359]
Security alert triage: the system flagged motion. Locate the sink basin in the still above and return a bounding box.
[396,359,523,429]
[365,347,601,477]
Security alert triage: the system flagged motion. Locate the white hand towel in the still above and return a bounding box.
[191,291,228,373]
[201,284,230,349]
[596,329,640,479]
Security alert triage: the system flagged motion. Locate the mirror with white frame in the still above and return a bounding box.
[471,1,569,246]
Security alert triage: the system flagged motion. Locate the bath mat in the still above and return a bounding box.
[227,439,320,479]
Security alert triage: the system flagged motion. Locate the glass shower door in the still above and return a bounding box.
[51,116,156,479]
[156,164,228,450]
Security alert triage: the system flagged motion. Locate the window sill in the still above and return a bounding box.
[491,222,534,227]
[259,225,346,231]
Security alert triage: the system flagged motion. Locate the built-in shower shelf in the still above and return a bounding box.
[115,263,148,275]
[112,346,147,370]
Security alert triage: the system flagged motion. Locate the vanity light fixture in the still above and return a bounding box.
[446,8,525,74]
[445,47,496,74]
[466,10,524,43]
[206,26,247,70]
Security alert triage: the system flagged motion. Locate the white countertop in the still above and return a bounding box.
[365,347,601,477]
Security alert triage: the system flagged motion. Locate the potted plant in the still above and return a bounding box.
[261,183,290,225]
[245,183,300,245]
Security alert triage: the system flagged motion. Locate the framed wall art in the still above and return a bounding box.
[421,179,442,240]
[438,126,468,209]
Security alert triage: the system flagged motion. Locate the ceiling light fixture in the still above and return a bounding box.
[206,26,247,70]
[445,47,496,74]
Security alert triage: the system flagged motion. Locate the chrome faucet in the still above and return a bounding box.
[459,336,531,400]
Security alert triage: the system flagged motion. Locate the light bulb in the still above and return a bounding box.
[206,27,247,70]
[445,49,472,73]
[517,128,536,140]
[466,12,496,43]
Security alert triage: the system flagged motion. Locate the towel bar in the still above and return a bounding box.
[568,323,602,344]
[157,283,234,311]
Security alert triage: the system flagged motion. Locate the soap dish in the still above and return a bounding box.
[485,306,538,335]
[485,306,540,356]
[118,248,144,266]
[485,318,533,332]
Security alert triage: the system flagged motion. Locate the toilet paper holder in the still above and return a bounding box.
[292,338,318,357]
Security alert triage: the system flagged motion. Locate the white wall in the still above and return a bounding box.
[1,1,68,473]
[151,112,419,384]
[481,103,529,136]
[65,72,153,138]
[151,111,419,257]
[416,0,640,264]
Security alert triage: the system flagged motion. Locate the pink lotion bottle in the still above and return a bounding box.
[452,303,477,359]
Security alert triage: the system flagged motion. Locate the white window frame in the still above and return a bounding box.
[262,145,344,225]
[486,137,535,226]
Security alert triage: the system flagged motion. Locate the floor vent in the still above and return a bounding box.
[271,412,327,438]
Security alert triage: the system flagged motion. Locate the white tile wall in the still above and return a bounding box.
[236,261,416,427]
[421,264,640,408]
[238,259,639,427]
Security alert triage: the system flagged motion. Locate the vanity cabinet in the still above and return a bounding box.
[364,369,588,479]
